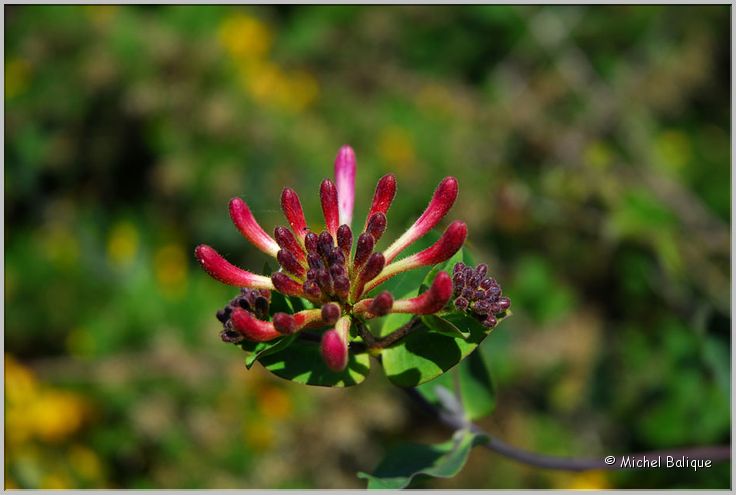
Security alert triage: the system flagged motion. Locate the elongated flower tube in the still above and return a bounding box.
[229,198,280,257]
[321,315,351,372]
[383,177,459,264]
[195,245,275,290]
[364,220,467,293]
[231,308,281,341]
[334,145,356,227]
[281,188,308,241]
[391,272,453,315]
[320,179,340,238]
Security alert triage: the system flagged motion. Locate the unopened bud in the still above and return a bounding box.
[321,303,341,325]
[369,291,394,316]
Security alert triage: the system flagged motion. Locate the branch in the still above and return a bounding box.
[403,388,730,472]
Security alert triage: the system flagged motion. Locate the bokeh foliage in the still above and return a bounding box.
[5,5,730,489]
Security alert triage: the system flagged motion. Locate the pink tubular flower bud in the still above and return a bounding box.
[363,221,467,293]
[195,245,275,290]
[334,145,356,227]
[383,177,459,263]
[272,309,323,334]
[392,272,453,315]
[320,179,340,238]
[230,308,281,341]
[274,226,306,263]
[321,302,341,325]
[320,315,351,372]
[229,198,280,258]
[271,272,304,297]
[281,188,308,242]
[365,212,387,242]
[277,249,306,279]
[365,174,397,229]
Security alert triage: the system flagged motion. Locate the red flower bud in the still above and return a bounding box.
[321,302,341,325]
[195,245,274,289]
[304,231,319,253]
[365,212,387,242]
[369,291,394,316]
[277,249,306,279]
[229,198,280,257]
[337,224,353,259]
[384,177,458,263]
[230,308,281,341]
[271,272,304,297]
[274,226,306,263]
[281,188,308,241]
[353,233,374,269]
[366,174,397,228]
[392,272,453,315]
[320,179,340,238]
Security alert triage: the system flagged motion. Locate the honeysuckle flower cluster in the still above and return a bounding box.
[195,145,503,373]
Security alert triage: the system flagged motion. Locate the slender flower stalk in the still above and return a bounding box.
[334,145,356,227]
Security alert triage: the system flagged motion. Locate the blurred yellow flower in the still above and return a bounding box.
[6,355,90,446]
[378,126,416,171]
[5,58,31,99]
[107,221,139,267]
[40,472,73,489]
[256,385,292,420]
[154,243,189,298]
[218,13,273,61]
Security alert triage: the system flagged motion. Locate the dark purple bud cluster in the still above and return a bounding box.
[452,262,510,328]
[303,230,350,301]
[216,288,272,343]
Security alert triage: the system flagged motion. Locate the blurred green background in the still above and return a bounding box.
[4,5,730,489]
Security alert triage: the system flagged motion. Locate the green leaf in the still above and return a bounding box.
[416,348,496,421]
[381,311,495,387]
[258,338,371,387]
[241,335,297,370]
[357,429,488,489]
[420,314,467,338]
